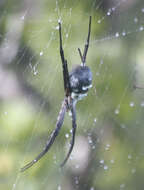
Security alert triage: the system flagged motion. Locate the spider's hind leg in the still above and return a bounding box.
[60,100,77,167]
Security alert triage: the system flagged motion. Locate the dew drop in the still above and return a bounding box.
[70,129,73,133]
[139,26,144,31]
[92,145,96,149]
[58,185,61,190]
[122,31,126,36]
[94,118,97,123]
[21,15,25,20]
[104,165,108,170]
[134,17,138,23]
[131,168,136,174]
[110,159,115,164]
[107,11,111,16]
[100,159,104,164]
[128,154,132,159]
[4,111,8,115]
[90,187,95,190]
[34,71,38,75]
[115,32,119,37]
[115,109,119,115]
[13,184,16,189]
[141,8,144,13]
[65,133,69,138]
[129,101,134,107]
[121,124,126,129]
[112,7,115,11]
[58,18,61,23]
[120,184,125,189]
[140,101,144,107]
[75,177,79,185]
[75,164,80,169]
[40,51,43,56]
[55,25,59,30]
[66,33,68,38]
[105,144,110,150]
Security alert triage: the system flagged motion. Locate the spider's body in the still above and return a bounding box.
[70,65,92,101]
[21,16,92,172]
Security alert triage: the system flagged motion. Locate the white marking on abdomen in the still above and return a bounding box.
[82,84,92,90]
[71,92,87,101]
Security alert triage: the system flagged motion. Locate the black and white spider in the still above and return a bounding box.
[21,16,92,172]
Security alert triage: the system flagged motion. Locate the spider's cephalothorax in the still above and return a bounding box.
[70,65,92,100]
[21,16,92,172]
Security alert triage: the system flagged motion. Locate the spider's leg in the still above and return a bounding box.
[58,21,71,96]
[78,16,92,65]
[60,101,77,167]
[20,100,67,172]
[78,48,83,63]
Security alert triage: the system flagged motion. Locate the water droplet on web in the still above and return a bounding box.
[120,184,125,189]
[100,59,103,64]
[97,20,101,24]
[140,101,144,107]
[65,133,69,138]
[115,109,120,115]
[129,102,134,107]
[70,129,73,134]
[34,71,38,75]
[58,18,61,23]
[66,33,68,38]
[139,26,144,31]
[90,187,95,190]
[110,159,115,164]
[128,154,132,159]
[105,143,110,150]
[88,139,92,144]
[122,31,126,36]
[75,177,79,185]
[13,184,16,189]
[96,72,100,76]
[107,11,111,16]
[40,51,43,56]
[34,159,37,162]
[106,143,110,147]
[104,165,108,170]
[21,15,25,20]
[92,145,95,149]
[94,118,97,123]
[55,25,59,30]
[4,111,8,115]
[115,32,119,37]
[58,185,61,190]
[75,164,80,169]
[112,7,115,11]
[53,155,56,160]
[100,159,104,164]
[131,168,136,174]
[121,124,126,129]
[141,8,144,13]
[134,17,138,23]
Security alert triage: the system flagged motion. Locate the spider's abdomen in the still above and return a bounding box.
[69,65,92,100]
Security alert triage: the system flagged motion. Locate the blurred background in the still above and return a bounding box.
[0,0,144,189]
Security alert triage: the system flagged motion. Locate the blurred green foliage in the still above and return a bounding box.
[0,0,144,190]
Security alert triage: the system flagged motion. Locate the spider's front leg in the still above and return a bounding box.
[58,21,71,97]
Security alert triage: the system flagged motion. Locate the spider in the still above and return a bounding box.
[21,16,92,172]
